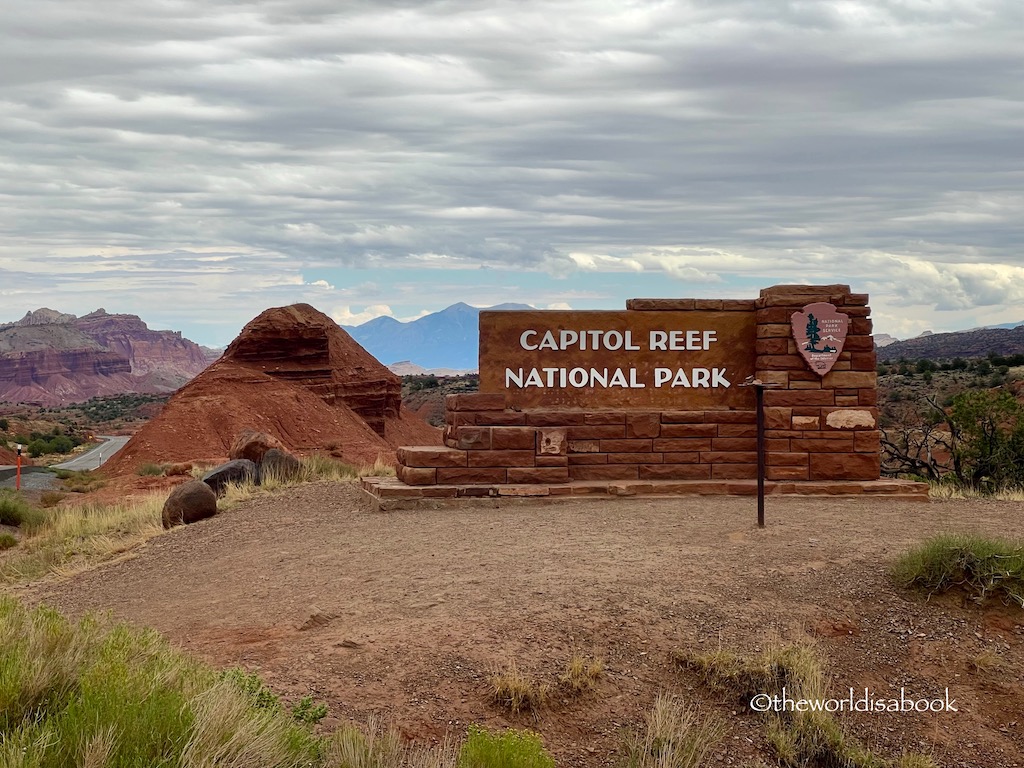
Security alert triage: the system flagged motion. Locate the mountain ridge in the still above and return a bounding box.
[344,302,532,369]
[0,309,211,405]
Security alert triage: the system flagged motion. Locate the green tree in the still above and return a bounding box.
[948,390,1024,489]
[805,314,821,351]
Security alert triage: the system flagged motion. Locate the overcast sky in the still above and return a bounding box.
[1,0,1022,345]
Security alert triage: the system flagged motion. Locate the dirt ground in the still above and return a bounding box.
[23,485,1024,768]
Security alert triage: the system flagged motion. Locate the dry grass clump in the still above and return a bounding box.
[621,694,724,768]
[675,642,936,768]
[326,716,459,768]
[53,468,107,493]
[39,490,67,508]
[929,484,1024,502]
[891,533,1024,607]
[0,492,165,584]
[558,652,604,696]
[488,662,550,715]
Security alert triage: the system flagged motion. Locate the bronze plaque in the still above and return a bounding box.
[479,310,757,409]
[791,302,849,376]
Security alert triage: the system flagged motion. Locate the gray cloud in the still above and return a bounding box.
[1,0,1022,339]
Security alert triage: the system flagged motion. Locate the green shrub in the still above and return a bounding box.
[0,418,8,432]
[892,534,1024,606]
[0,533,16,550]
[0,597,322,767]
[0,492,47,532]
[137,463,165,477]
[458,726,554,768]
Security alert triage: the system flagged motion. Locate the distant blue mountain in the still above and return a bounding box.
[343,302,532,370]
[987,320,1024,330]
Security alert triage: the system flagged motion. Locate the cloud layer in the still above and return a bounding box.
[2,1,1022,342]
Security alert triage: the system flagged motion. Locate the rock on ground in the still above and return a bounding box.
[229,430,287,464]
[201,459,259,496]
[161,480,217,528]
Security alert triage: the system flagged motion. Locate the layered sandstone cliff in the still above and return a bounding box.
[0,309,210,405]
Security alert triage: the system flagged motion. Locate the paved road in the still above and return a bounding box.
[0,466,58,491]
[53,435,130,472]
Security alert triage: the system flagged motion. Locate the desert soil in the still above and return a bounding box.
[22,485,1024,768]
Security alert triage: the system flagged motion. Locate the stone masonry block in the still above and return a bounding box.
[626,412,661,438]
[809,452,880,481]
[446,393,506,412]
[467,450,535,467]
[507,467,570,484]
[397,446,467,468]
[600,438,653,452]
[490,427,537,451]
[526,410,586,426]
[437,467,507,485]
[661,411,705,423]
[449,426,491,450]
[661,423,718,438]
[396,466,437,486]
[640,464,711,480]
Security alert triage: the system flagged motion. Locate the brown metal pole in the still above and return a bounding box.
[756,385,765,528]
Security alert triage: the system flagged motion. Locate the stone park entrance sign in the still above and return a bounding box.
[377,284,929,501]
[479,310,756,409]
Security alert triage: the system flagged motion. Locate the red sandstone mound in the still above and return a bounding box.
[106,304,440,474]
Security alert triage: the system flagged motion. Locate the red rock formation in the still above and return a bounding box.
[74,310,209,386]
[222,304,401,435]
[105,304,441,475]
[0,309,210,405]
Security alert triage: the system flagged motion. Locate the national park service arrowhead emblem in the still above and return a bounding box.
[791,302,849,377]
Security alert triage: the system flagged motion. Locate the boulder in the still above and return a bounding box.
[201,459,259,496]
[229,430,287,464]
[261,448,302,482]
[162,480,217,529]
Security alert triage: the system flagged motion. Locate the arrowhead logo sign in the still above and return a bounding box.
[791,302,850,376]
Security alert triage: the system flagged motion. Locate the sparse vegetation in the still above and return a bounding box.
[892,533,1024,607]
[0,533,16,550]
[0,493,164,584]
[54,468,107,493]
[458,725,554,768]
[558,653,604,696]
[137,462,166,476]
[39,490,66,508]
[220,667,328,726]
[0,490,47,531]
[882,386,1024,493]
[675,642,935,768]
[621,694,724,768]
[488,662,549,714]
[326,717,458,768]
[0,596,322,767]
[0,597,553,768]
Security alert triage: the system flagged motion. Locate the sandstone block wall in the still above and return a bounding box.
[395,284,879,485]
[755,284,879,481]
